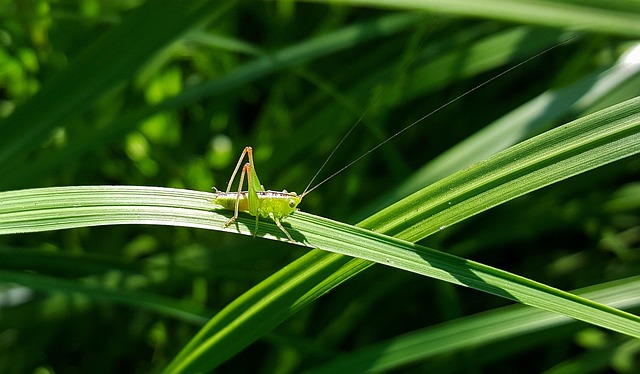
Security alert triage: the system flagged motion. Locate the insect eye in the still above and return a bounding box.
[289,199,296,208]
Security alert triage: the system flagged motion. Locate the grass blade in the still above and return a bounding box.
[362,97,640,240]
[308,0,640,36]
[308,276,640,373]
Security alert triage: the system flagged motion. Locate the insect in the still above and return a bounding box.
[213,146,302,241]
[213,35,575,242]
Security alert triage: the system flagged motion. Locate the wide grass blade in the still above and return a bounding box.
[2,184,640,371]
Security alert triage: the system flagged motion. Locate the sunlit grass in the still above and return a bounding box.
[0,1,639,373]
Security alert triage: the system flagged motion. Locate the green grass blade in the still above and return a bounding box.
[2,184,640,371]
[361,96,640,240]
[1,100,638,371]
[307,0,640,36]
[2,96,640,371]
[308,276,640,373]
[4,2,638,372]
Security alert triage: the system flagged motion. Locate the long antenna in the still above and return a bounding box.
[302,22,432,197]
[301,35,577,198]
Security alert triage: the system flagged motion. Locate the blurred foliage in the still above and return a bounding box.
[0,0,639,373]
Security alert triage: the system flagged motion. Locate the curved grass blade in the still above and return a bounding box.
[360,96,640,240]
[364,47,640,214]
[163,96,640,372]
[1,95,639,371]
[2,183,640,371]
[308,276,640,373]
[307,0,640,37]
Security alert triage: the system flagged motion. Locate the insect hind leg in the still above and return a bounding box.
[225,146,252,193]
[224,162,249,228]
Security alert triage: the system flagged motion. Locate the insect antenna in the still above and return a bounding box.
[300,102,368,198]
[301,24,433,199]
[301,35,577,199]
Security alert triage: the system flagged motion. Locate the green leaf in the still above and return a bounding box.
[365,52,640,214]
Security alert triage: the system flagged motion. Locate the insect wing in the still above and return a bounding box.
[246,163,262,214]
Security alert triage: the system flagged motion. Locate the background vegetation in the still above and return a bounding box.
[1,0,639,372]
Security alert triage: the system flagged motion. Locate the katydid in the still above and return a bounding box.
[214,146,301,241]
[213,37,575,242]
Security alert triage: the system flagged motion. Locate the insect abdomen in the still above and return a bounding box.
[215,193,249,212]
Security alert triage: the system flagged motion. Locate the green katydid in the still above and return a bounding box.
[214,146,301,241]
[213,37,575,242]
